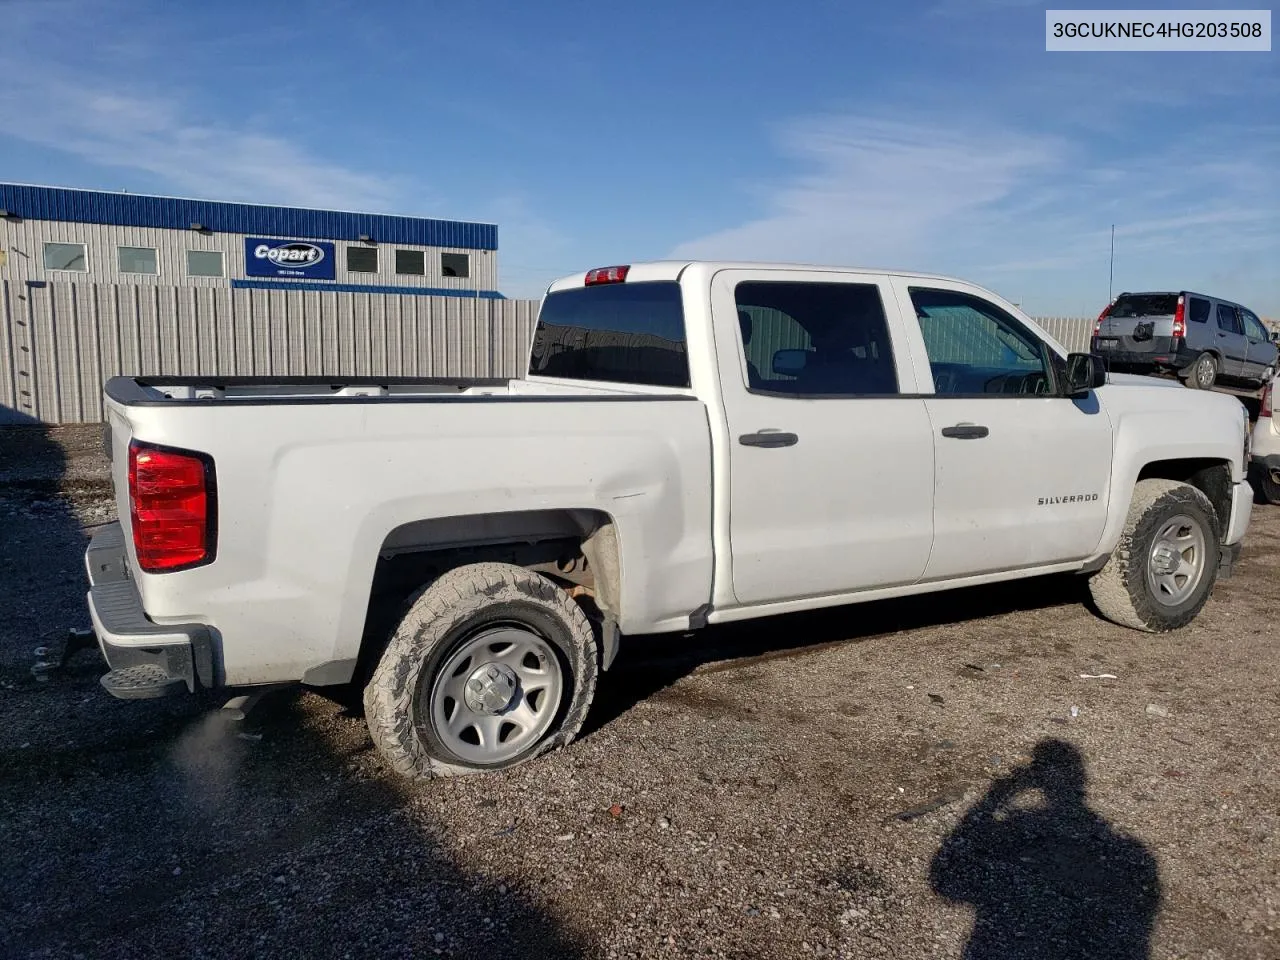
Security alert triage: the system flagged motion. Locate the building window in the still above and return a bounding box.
[395,249,425,276]
[118,246,159,275]
[441,252,470,278]
[186,250,225,278]
[347,246,378,273]
[44,242,87,272]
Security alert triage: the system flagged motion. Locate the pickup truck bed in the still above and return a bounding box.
[96,372,714,688]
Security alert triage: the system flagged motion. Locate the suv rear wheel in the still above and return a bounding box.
[1184,352,1218,390]
[1089,479,1220,631]
[1252,462,1280,505]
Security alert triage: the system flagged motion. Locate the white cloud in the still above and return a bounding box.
[0,77,407,212]
[472,194,577,299]
[669,115,1064,270]
[667,111,1279,316]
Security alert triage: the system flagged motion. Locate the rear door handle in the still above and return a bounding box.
[739,430,799,448]
[940,423,989,439]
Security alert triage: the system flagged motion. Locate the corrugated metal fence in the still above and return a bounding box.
[1,280,539,424]
[1,280,1094,424]
[1037,316,1094,354]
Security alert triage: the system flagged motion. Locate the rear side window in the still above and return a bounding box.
[733,281,898,396]
[1188,297,1211,324]
[1110,294,1179,318]
[1216,303,1243,335]
[530,282,689,387]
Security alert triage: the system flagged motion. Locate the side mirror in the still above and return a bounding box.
[772,349,809,377]
[1065,352,1106,396]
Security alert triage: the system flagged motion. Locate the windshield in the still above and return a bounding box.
[529,282,689,387]
[1109,294,1179,318]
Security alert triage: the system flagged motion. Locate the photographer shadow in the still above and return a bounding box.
[930,740,1161,960]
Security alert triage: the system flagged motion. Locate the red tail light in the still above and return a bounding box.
[1263,381,1274,419]
[1171,295,1186,339]
[128,441,216,572]
[584,265,630,286]
[1094,303,1111,336]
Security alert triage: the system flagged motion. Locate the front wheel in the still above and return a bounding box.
[1088,479,1221,632]
[1184,352,1218,390]
[363,562,598,779]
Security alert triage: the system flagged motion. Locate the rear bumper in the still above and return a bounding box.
[1091,336,1194,370]
[85,523,214,698]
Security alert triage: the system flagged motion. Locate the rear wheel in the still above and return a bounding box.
[1252,462,1280,505]
[363,562,598,779]
[1089,479,1220,632]
[1184,352,1218,390]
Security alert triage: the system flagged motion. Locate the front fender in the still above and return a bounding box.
[1089,393,1247,560]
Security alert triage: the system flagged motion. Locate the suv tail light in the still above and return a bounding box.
[1263,381,1274,419]
[128,441,217,572]
[584,265,630,286]
[1171,295,1186,339]
[1094,303,1111,336]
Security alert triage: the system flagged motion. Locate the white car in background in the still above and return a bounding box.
[1251,377,1280,504]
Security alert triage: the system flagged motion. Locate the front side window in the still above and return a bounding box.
[733,281,898,396]
[118,246,158,275]
[909,288,1053,396]
[396,249,425,275]
[1216,303,1243,335]
[1241,309,1269,341]
[186,250,224,277]
[44,242,87,272]
[530,281,688,388]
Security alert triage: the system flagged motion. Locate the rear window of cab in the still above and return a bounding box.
[529,282,689,388]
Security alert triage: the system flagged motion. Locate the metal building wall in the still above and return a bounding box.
[0,184,498,250]
[0,279,1094,425]
[0,219,500,291]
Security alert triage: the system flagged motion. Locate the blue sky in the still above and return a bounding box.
[1,0,1276,316]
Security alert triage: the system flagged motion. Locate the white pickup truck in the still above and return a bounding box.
[87,261,1253,779]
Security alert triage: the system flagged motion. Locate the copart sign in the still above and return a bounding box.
[245,238,336,280]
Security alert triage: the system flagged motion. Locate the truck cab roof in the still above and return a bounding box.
[546,260,978,294]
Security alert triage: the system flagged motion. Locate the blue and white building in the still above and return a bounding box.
[0,183,502,298]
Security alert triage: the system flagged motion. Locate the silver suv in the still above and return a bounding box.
[1092,291,1277,391]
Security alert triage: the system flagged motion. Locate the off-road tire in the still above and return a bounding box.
[1184,352,1218,390]
[1088,479,1220,632]
[363,562,598,779]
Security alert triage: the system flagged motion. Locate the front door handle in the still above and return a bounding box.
[739,430,799,448]
[940,423,989,440]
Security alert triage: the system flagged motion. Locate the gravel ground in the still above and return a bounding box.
[1,423,1277,960]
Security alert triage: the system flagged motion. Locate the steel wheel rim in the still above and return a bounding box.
[1145,514,1207,607]
[426,624,564,765]
[1197,356,1214,386]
